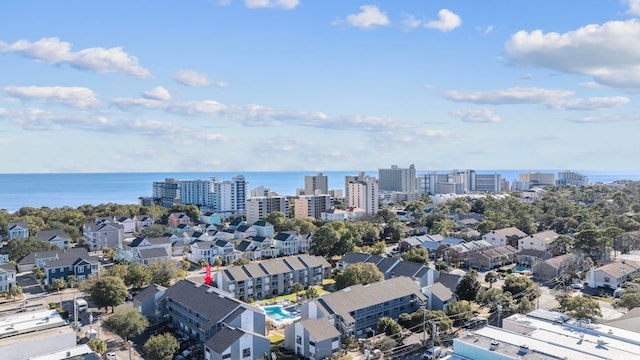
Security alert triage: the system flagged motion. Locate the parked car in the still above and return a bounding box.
[106,351,118,360]
[571,283,584,290]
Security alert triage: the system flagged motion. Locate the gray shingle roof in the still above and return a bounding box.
[298,318,340,342]
[133,284,166,303]
[340,252,372,264]
[35,229,70,242]
[137,247,169,259]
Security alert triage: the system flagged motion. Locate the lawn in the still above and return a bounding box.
[257,285,330,305]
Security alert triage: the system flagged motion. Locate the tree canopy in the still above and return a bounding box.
[7,237,59,261]
[82,276,128,312]
[334,262,384,290]
[102,308,148,341]
[455,270,481,301]
[144,333,179,360]
[559,294,602,321]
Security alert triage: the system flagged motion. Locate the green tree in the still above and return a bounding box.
[180,259,190,271]
[213,257,223,269]
[484,271,498,288]
[8,285,22,300]
[559,294,602,321]
[125,263,152,289]
[33,266,45,281]
[82,276,128,313]
[87,338,107,354]
[102,308,148,342]
[291,282,304,298]
[8,238,58,261]
[101,247,116,260]
[377,317,401,336]
[445,300,473,327]
[310,224,341,258]
[232,257,251,266]
[109,264,130,280]
[264,212,287,232]
[455,270,481,301]
[198,258,208,269]
[149,262,181,287]
[140,224,171,238]
[334,263,384,290]
[305,286,319,299]
[502,275,540,302]
[401,247,430,265]
[144,333,179,360]
[613,286,640,311]
[67,275,77,288]
[52,278,66,292]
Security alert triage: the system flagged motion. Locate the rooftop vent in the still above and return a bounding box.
[518,345,529,354]
[490,340,499,351]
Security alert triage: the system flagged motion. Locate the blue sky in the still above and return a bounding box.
[1,0,640,173]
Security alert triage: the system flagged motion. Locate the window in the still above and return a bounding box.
[222,354,231,359]
[604,277,610,282]
[309,341,316,346]
[296,335,302,345]
[242,348,251,358]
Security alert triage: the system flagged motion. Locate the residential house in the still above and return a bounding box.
[35,229,71,249]
[20,248,100,285]
[441,240,493,267]
[135,248,170,265]
[133,284,167,323]
[482,227,527,248]
[424,282,455,311]
[214,255,331,302]
[168,212,192,229]
[252,221,274,238]
[115,216,136,237]
[134,215,155,232]
[199,211,222,226]
[7,222,29,240]
[0,263,17,293]
[398,234,445,252]
[517,249,553,267]
[234,225,257,240]
[123,236,172,264]
[160,279,269,359]
[518,230,560,252]
[284,318,341,359]
[248,236,279,258]
[587,260,640,289]
[82,219,124,251]
[532,254,581,282]
[299,276,427,337]
[204,326,270,360]
[227,219,246,231]
[337,252,437,287]
[273,232,299,256]
[187,240,239,265]
[467,245,519,270]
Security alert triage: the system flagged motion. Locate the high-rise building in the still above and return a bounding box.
[152,178,180,208]
[345,172,368,202]
[378,164,417,192]
[347,176,378,214]
[556,171,589,186]
[475,173,501,192]
[232,175,248,216]
[179,179,212,207]
[246,195,288,224]
[304,173,328,195]
[519,172,555,186]
[294,194,331,219]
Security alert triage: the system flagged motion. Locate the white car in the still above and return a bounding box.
[571,283,584,290]
[106,351,118,360]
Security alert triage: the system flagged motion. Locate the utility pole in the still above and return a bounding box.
[497,305,503,328]
[422,307,426,344]
[73,291,78,330]
[431,320,437,347]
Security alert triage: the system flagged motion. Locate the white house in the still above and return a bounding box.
[35,229,71,249]
[7,222,29,240]
[518,230,559,252]
[587,260,640,289]
[482,227,527,248]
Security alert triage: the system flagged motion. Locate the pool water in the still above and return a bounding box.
[514,266,529,272]
[264,306,295,321]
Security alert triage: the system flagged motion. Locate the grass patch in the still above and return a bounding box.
[268,333,285,344]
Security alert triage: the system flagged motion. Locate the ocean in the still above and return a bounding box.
[1,170,639,213]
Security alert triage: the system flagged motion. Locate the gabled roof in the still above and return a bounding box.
[315,277,426,322]
[298,254,331,269]
[340,252,372,264]
[242,263,268,278]
[437,273,462,291]
[258,258,292,275]
[137,247,169,259]
[0,263,17,273]
[134,215,152,221]
[376,258,399,273]
[8,221,28,229]
[235,225,251,232]
[518,249,553,260]
[298,318,341,342]
[537,253,580,270]
[19,248,92,266]
[43,249,99,269]
[235,240,253,252]
[428,282,454,302]
[389,261,428,278]
[274,232,296,241]
[252,220,271,227]
[161,279,259,330]
[251,236,269,243]
[529,230,560,244]
[35,229,70,242]
[491,227,527,239]
[205,326,267,354]
[133,284,166,303]
[594,260,640,278]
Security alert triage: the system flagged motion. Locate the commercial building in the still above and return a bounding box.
[557,170,589,186]
[245,195,288,224]
[152,178,181,207]
[453,310,640,360]
[179,179,212,207]
[304,173,328,195]
[519,171,555,186]
[378,164,417,192]
[294,194,331,219]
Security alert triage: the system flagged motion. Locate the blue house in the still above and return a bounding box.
[18,248,100,286]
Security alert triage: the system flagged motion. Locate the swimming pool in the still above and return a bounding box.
[264,305,296,322]
[514,265,529,272]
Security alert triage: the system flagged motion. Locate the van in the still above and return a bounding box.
[76,298,88,312]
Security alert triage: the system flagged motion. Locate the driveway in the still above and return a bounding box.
[16,273,43,295]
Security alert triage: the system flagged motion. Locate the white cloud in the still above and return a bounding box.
[443,87,574,104]
[475,25,494,35]
[579,81,601,88]
[167,100,227,115]
[111,97,168,111]
[338,5,390,29]
[0,37,150,78]
[8,108,108,131]
[450,109,501,123]
[627,0,640,15]
[143,86,171,101]
[505,19,640,88]
[401,15,422,31]
[569,113,639,123]
[547,96,630,110]
[175,69,227,87]
[245,0,299,10]
[3,85,101,108]
[425,9,462,32]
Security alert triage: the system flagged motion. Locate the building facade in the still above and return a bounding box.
[304,173,328,195]
[378,164,417,192]
[294,194,331,219]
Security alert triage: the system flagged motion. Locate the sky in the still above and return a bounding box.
[1,1,640,173]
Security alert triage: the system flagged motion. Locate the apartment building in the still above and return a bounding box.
[304,173,328,195]
[300,276,426,337]
[213,255,331,302]
[556,170,589,186]
[378,164,417,192]
[246,195,288,224]
[294,194,331,219]
[82,219,124,251]
[346,175,378,215]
